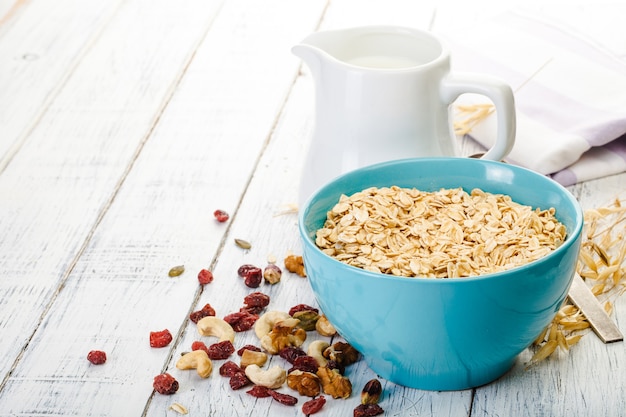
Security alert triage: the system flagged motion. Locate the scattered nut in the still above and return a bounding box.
[284,254,306,277]
[260,317,307,354]
[263,264,282,284]
[323,342,360,367]
[235,238,252,249]
[307,340,330,368]
[316,366,352,399]
[254,311,291,339]
[287,369,321,397]
[168,265,185,277]
[293,310,319,331]
[197,316,236,343]
[361,378,382,405]
[176,350,213,378]
[315,315,337,336]
[169,402,189,415]
[244,364,287,389]
[240,349,268,368]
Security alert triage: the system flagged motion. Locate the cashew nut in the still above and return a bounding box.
[176,350,213,378]
[254,310,291,339]
[240,349,268,368]
[244,364,287,389]
[315,315,337,337]
[307,340,330,367]
[197,316,235,343]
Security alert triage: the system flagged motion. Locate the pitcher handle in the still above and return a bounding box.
[440,74,516,161]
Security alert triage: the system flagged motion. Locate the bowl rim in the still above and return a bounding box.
[298,157,584,284]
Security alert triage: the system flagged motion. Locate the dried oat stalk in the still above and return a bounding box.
[453,103,494,136]
[528,198,626,366]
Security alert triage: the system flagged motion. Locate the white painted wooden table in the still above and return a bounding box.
[1,1,624,416]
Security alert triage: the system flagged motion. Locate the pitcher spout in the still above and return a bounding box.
[291,43,326,77]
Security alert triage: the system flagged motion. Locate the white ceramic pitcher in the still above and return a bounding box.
[292,25,516,205]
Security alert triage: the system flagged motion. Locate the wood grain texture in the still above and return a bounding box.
[0,0,624,416]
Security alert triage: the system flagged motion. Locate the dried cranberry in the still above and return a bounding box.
[208,340,235,360]
[354,404,384,417]
[237,344,262,356]
[191,340,209,355]
[153,373,179,395]
[243,268,263,288]
[268,389,298,406]
[87,350,107,365]
[197,269,214,285]
[219,361,244,377]
[289,355,320,374]
[237,264,258,277]
[189,303,216,323]
[229,372,252,390]
[289,304,319,316]
[224,311,258,332]
[302,395,326,414]
[149,329,173,348]
[214,209,229,222]
[243,292,270,308]
[240,305,264,315]
[247,385,272,398]
[279,346,307,364]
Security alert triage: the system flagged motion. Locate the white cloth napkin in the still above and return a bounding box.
[442,6,626,186]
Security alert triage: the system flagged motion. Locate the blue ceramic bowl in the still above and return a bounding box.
[299,158,583,390]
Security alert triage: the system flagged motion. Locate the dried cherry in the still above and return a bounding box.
[243,292,270,308]
[189,303,216,323]
[302,395,326,415]
[219,361,244,377]
[289,355,320,374]
[197,269,213,285]
[191,340,209,355]
[87,350,107,365]
[289,304,319,316]
[224,310,258,332]
[214,209,229,222]
[246,385,272,398]
[268,389,298,406]
[279,346,307,364]
[208,340,235,360]
[229,372,251,390]
[153,373,179,395]
[354,404,384,417]
[149,329,173,348]
[237,344,262,356]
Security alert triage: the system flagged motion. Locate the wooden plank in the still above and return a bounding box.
[0,0,125,169]
[0,0,328,415]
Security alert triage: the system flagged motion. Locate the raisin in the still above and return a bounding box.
[149,329,173,348]
[87,350,107,365]
[208,340,235,360]
[153,373,179,395]
[191,340,209,355]
[289,304,319,316]
[230,373,252,390]
[237,344,262,356]
[247,385,272,398]
[189,303,216,323]
[214,209,229,222]
[354,404,384,417]
[289,355,320,374]
[302,395,326,415]
[197,269,213,285]
[279,346,307,364]
[268,389,298,406]
[224,311,258,332]
[219,361,244,377]
[243,292,270,308]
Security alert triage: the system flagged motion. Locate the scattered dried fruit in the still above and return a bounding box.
[168,265,185,277]
[208,340,235,360]
[302,395,326,414]
[214,209,230,222]
[197,269,213,285]
[149,329,173,348]
[354,403,384,417]
[284,254,306,277]
[224,310,258,332]
[191,340,209,356]
[153,373,179,395]
[87,350,107,365]
[268,389,298,406]
[189,303,216,323]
